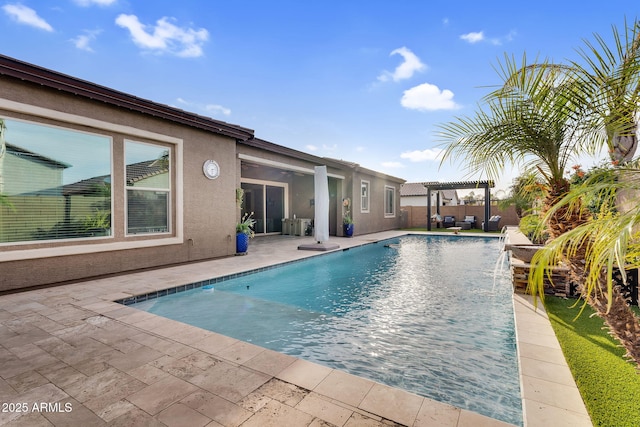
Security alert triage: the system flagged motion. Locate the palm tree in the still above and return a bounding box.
[572,19,640,164]
[526,20,640,366]
[530,164,640,365]
[438,54,601,240]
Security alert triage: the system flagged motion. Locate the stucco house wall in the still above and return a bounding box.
[0,64,249,292]
[348,170,403,235]
[235,140,405,238]
[0,55,404,292]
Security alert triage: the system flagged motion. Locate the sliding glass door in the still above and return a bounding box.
[241,180,287,235]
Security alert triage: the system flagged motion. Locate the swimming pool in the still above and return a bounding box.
[132,235,522,425]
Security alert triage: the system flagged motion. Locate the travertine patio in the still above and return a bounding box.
[0,231,591,426]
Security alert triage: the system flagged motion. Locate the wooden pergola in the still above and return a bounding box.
[425,180,495,231]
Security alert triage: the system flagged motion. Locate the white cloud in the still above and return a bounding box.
[400,148,444,162]
[378,46,426,82]
[306,144,318,151]
[115,14,209,57]
[401,83,460,111]
[73,0,117,6]
[381,161,404,168]
[175,98,231,116]
[71,29,102,52]
[461,30,516,46]
[2,4,53,32]
[460,31,484,44]
[205,104,231,116]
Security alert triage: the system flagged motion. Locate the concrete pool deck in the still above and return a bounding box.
[0,231,591,426]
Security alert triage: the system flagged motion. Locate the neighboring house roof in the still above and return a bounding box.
[6,142,70,169]
[400,182,441,196]
[0,54,254,141]
[126,160,168,185]
[401,182,428,196]
[441,189,458,201]
[63,175,109,196]
[63,160,168,196]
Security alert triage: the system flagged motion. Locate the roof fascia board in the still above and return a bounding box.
[238,153,345,179]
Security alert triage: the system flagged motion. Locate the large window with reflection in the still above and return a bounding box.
[0,118,111,243]
[125,140,171,235]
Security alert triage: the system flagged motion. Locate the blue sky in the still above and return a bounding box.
[0,1,637,192]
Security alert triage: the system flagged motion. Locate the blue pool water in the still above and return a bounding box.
[133,235,522,425]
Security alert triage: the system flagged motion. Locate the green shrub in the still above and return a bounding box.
[518,214,547,244]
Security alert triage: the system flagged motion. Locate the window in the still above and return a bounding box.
[361,180,370,213]
[0,118,111,243]
[384,185,395,217]
[125,140,170,235]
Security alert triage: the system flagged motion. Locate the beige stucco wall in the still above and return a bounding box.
[347,170,403,236]
[0,77,239,291]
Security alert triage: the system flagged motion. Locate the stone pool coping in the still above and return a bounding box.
[0,230,591,426]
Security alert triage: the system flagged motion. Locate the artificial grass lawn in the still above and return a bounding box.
[544,296,640,427]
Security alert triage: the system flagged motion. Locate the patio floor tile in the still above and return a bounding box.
[242,349,297,377]
[519,356,576,387]
[126,375,200,415]
[40,397,106,427]
[313,369,375,408]
[107,345,164,372]
[188,363,270,403]
[241,399,315,427]
[522,401,593,427]
[215,340,265,365]
[244,378,308,408]
[413,398,460,427]
[296,392,354,426]
[107,407,166,427]
[63,367,135,403]
[521,375,590,416]
[457,409,516,427]
[156,402,212,427]
[181,390,253,426]
[358,383,423,427]
[276,358,332,391]
[191,333,238,355]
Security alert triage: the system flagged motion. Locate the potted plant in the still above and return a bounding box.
[236,212,256,254]
[343,198,354,237]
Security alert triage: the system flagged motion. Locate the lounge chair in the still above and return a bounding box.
[443,216,456,228]
[463,215,476,228]
[482,215,502,231]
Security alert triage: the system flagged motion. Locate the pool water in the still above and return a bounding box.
[133,235,522,426]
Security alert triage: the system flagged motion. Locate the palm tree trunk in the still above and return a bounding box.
[541,183,640,365]
[588,270,640,365]
[542,181,590,240]
[611,130,638,164]
[551,193,640,365]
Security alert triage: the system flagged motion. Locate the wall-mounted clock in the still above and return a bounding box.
[203,159,220,179]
